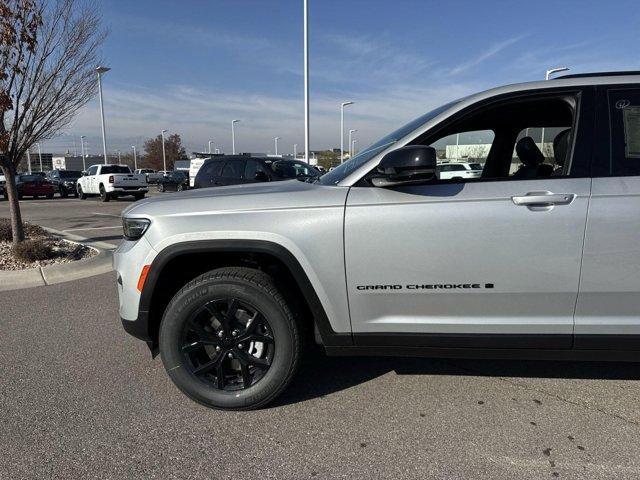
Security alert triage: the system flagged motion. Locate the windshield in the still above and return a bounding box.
[102,165,131,174]
[318,100,460,185]
[271,160,320,179]
[19,175,39,182]
[59,170,82,178]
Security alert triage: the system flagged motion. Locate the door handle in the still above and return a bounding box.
[511,191,575,207]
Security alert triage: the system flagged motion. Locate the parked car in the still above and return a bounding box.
[0,174,5,198]
[134,168,157,183]
[157,170,189,192]
[46,169,82,198]
[193,156,320,189]
[146,171,167,184]
[115,71,640,411]
[436,162,483,180]
[76,164,148,202]
[4,174,55,199]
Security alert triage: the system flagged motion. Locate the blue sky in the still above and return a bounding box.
[43,0,640,156]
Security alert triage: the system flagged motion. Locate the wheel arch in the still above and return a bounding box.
[139,240,352,353]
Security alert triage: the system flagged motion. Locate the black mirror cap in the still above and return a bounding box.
[377,145,437,175]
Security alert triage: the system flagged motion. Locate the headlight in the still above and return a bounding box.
[122,217,151,240]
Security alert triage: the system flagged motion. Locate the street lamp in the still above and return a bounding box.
[351,139,357,156]
[340,101,354,163]
[95,66,110,164]
[540,67,570,153]
[274,137,281,156]
[208,140,213,154]
[161,129,167,171]
[303,0,309,163]
[231,120,240,154]
[36,142,43,171]
[348,129,357,157]
[80,136,86,170]
[294,143,297,158]
[131,145,137,170]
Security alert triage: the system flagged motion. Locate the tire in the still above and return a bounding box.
[159,267,301,411]
[77,185,87,200]
[177,183,184,192]
[60,188,68,198]
[157,183,165,192]
[46,194,53,199]
[99,184,110,202]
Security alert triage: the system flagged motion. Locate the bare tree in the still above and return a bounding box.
[0,0,106,244]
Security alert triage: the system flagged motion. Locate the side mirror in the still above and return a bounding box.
[81,171,87,176]
[254,171,268,182]
[371,146,437,187]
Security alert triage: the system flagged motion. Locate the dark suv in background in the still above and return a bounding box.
[193,156,320,189]
[46,169,83,198]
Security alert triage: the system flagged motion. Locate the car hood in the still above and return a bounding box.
[123,180,349,218]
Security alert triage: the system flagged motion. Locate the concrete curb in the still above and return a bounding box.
[0,228,115,292]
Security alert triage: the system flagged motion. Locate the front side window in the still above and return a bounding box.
[430,130,493,179]
[87,166,98,175]
[608,89,640,176]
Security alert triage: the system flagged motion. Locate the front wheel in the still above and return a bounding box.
[157,183,165,192]
[77,185,87,200]
[177,183,184,192]
[159,267,301,410]
[60,188,68,198]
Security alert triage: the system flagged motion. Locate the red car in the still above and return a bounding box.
[6,174,55,199]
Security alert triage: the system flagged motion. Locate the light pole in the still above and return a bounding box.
[161,129,167,171]
[541,67,569,153]
[80,136,86,170]
[131,146,137,170]
[340,101,354,163]
[26,149,32,174]
[117,150,121,163]
[304,0,310,163]
[274,137,281,156]
[294,143,297,158]
[96,66,110,165]
[208,140,213,154]
[36,142,43,171]
[231,119,240,154]
[348,129,357,157]
[352,139,358,156]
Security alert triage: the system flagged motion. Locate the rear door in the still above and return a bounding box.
[219,159,246,186]
[575,86,640,349]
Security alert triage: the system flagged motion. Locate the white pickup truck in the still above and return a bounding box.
[77,164,148,202]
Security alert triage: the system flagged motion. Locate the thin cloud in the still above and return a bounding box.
[448,35,526,76]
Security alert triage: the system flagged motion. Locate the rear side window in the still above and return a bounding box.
[200,160,223,178]
[608,89,640,176]
[221,160,245,178]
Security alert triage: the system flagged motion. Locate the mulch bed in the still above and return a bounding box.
[0,236,97,271]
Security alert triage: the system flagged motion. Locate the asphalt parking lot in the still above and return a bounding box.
[2,195,640,479]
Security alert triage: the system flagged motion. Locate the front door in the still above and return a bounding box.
[344,90,594,349]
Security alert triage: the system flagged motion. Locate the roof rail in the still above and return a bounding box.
[556,71,640,79]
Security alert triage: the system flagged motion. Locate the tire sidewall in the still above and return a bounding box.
[159,276,297,410]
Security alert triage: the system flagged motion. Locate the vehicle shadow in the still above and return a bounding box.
[274,347,640,408]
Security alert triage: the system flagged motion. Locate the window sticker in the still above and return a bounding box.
[622,105,640,158]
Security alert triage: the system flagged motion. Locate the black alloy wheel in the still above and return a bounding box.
[181,298,274,391]
[160,267,301,410]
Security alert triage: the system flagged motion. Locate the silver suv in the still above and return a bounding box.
[114,72,640,410]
